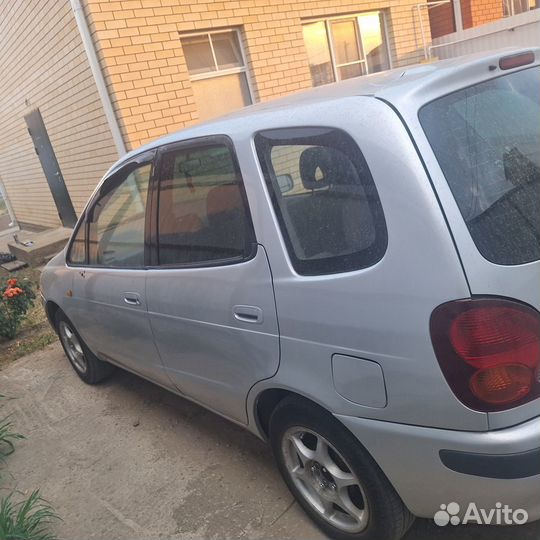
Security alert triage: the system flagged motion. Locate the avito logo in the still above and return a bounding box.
[434,502,529,526]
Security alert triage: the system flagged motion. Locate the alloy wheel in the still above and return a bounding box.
[59,321,88,374]
[282,426,369,533]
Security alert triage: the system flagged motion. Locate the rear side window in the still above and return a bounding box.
[156,140,255,266]
[255,127,387,275]
[420,67,540,265]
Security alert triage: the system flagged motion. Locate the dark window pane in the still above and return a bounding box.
[420,67,540,265]
[212,31,243,70]
[157,143,254,266]
[88,163,151,267]
[255,127,387,275]
[181,35,216,75]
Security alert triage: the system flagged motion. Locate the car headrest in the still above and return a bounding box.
[207,184,243,217]
[299,146,343,191]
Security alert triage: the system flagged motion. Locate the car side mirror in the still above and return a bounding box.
[276,174,294,194]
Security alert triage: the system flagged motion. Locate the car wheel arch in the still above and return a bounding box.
[45,300,61,329]
[254,387,335,441]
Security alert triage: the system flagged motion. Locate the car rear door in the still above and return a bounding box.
[145,136,279,424]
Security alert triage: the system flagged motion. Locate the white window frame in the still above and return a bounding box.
[303,11,392,84]
[180,28,255,103]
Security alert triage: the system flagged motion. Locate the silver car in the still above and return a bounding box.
[41,48,540,540]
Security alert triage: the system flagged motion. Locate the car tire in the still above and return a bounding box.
[55,310,115,384]
[269,396,414,540]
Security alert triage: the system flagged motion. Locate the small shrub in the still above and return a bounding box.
[0,490,60,540]
[0,278,36,340]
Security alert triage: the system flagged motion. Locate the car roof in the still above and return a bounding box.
[109,47,539,174]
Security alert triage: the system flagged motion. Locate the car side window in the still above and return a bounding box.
[87,162,152,267]
[255,127,387,275]
[67,221,86,265]
[156,140,255,266]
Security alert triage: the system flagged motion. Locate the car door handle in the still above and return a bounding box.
[123,292,141,306]
[233,305,263,324]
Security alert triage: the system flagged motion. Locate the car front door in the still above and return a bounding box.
[69,152,170,387]
[145,136,280,423]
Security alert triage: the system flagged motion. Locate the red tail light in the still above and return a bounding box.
[431,298,540,412]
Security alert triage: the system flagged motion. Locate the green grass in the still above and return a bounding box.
[0,491,60,540]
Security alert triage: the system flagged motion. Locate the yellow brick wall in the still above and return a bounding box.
[469,0,504,27]
[83,0,431,151]
[461,0,504,29]
[0,0,119,229]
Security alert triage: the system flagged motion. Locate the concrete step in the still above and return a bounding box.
[1,259,27,272]
[7,227,72,266]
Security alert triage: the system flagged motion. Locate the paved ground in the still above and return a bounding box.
[1,342,539,540]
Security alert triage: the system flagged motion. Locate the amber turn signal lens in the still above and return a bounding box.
[469,364,532,405]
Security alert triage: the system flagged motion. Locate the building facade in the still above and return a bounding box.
[0,0,433,229]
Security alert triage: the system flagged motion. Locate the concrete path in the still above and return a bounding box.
[1,343,538,540]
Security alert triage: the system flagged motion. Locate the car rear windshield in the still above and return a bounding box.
[419,66,539,265]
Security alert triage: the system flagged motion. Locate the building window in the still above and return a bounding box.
[302,12,391,87]
[503,0,538,16]
[181,30,252,121]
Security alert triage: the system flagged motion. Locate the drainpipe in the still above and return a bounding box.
[70,0,127,156]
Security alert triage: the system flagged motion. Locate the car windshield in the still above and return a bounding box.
[419,66,540,265]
